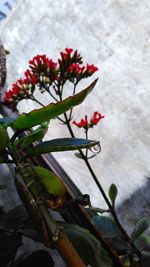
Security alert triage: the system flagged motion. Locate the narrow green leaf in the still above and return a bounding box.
[26,138,99,156]
[108,183,118,207]
[131,217,150,241]
[13,79,98,130]
[14,123,48,148]
[32,166,67,197]
[0,127,9,151]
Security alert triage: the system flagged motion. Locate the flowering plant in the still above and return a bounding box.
[0,48,150,267]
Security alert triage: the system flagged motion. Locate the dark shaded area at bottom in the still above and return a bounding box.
[0,164,67,267]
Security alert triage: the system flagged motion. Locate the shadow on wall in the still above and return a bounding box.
[117,177,150,234]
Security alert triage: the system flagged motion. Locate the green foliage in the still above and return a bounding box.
[0,127,9,152]
[108,183,118,207]
[13,79,98,130]
[92,215,121,238]
[131,217,150,241]
[64,223,113,267]
[14,123,48,148]
[5,49,10,55]
[92,215,129,253]
[26,138,99,155]
[32,166,67,197]
[134,234,150,251]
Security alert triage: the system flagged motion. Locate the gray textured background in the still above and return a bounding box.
[0,0,150,232]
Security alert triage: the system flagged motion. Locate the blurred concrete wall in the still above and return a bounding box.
[0,0,150,215]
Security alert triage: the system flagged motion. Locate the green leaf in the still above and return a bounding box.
[131,217,150,241]
[5,49,10,55]
[92,215,121,238]
[13,79,98,130]
[64,223,112,267]
[92,215,128,253]
[134,234,150,251]
[0,127,9,151]
[32,166,67,197]
[26,138,99,156]
[108,183,118,207]
[14,123,48,148]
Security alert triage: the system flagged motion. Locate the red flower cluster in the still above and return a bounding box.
[67,63,98,79]
[4,71,39,103]
[24,70,39,85]
[59,48,82,66]
[73,112,104,130]
[4,48,98,104]
[29,55,58,79]
[58,48,98,82]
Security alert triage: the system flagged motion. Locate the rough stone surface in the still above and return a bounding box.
[0,0,150,231]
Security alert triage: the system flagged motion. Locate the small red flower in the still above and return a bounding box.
[29,55,58,80]
[4,78,31,104]
[24,69,39,85]
[73,115,88,129]
[90,112,104,125]
[67,63,85,74]
[73,112,104,130]
[58,48,82,66]
[86,64,98,74]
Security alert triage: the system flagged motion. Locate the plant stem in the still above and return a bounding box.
[64,114,141,258]
[39,204,86,267]
[69,82,77,121]
[31,83,140,258]
[85,129,88,158]
[29,95,45,107]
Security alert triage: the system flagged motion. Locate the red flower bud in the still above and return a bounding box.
[90,112,104,125]
[73,115,88,129]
